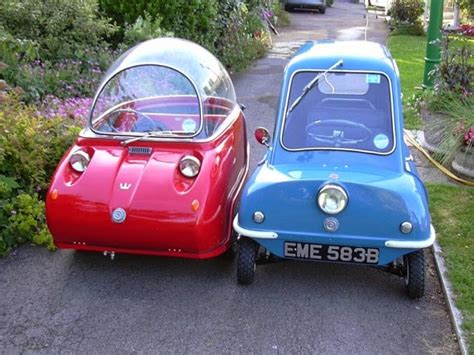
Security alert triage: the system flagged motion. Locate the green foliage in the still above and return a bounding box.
[432,35,473,96]
[99,0,220,49]
[0,0,117,102]
[122,13,173,47]
[216,1,267,71]
[0,0,116,61]
[0,194,53,256]
[424,94,474,164]
[388,0,425,36]
[0,27,39,64]
[99,0,270,72]
[0,99,81,194]
[0,97,81,255]
[457,0,473,19]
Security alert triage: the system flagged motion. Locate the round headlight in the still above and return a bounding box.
[69,150,90,173]
[317,184,348,215]
[179,156,201,178]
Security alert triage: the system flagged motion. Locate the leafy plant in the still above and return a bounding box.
[99,0,270,73]
[216,1,268,72]
[122,13,173,47]
[0,1,117,102]
[0,96,82,256]
[456,0,474,19]
[425,94,474,165]
[431,35,473,96]
[0,193,53,256]
[0,0,116,62]
[388,0,425,36]
[99,0,220,49]
[0,97,81,194]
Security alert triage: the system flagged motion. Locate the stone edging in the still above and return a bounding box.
[432,241,469,355]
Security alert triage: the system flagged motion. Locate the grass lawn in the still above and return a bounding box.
[387,35,426,129]
[427,183,474,349]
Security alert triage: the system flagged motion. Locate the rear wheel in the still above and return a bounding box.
[320,6,326,13]
[285,5,293,11]
[237,237,258,285]
[404,250,425,299]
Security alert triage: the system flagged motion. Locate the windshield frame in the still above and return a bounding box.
[279,69,397,155]
[88,63,204,139]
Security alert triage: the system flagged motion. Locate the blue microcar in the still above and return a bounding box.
[234,41,435,298]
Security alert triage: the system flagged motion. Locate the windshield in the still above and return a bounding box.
[91,65,203,136]
[282,71,394,154]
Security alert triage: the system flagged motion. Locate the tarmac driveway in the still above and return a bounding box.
[0,1,459,353]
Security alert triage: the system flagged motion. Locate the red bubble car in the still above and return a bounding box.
[46,38,249,259]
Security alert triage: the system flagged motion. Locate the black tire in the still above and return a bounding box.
[285,5,293,12]
[237,237,258,285]
[320,6,326,14]
[404,250,425,299]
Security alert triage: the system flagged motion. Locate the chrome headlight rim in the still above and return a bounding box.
[317,184,348,215]
[69,150,90,173]
[179,155,201,178]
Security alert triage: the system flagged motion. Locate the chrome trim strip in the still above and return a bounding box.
[80,104,242,144]
[279,69,397,156]
[385,224,436,249]
[233,214,278,239]
[405,162,411,172]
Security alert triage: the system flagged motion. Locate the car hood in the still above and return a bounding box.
[239,162,430,240]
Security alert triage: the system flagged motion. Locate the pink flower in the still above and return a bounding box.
[464,128,474,146]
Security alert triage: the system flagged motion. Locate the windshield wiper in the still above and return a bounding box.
[120,130,191,146]
[286,59,344,116]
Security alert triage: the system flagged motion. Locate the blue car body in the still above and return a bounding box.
[234,41,434,268]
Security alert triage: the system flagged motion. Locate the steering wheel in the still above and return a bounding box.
[108,108,169,132]
[306,119,372,145]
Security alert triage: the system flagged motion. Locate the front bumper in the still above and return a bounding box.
[233,214,436,264]
[384,224,436,249]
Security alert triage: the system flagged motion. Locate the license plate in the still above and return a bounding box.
[283,242,379,264]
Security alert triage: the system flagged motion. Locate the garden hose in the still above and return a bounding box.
[404,130,474,187]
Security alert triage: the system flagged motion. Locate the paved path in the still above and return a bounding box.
[0,1,458,354]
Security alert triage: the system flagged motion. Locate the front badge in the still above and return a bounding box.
[112,208,127,223]
[120,183,131,190]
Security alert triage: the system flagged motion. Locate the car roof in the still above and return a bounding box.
[95,37,236,103]
[287,40,397,75]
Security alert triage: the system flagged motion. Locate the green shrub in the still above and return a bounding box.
[0,96,81,255]
[0,0,117,102]
[1,55,112,103]
[99,0,269,72]
[100,0,220,49]
[424,94,474,165]
[0,97,81,194]
[389,0,425,36]
[0,0,116,62]
[122,13,173,47]
[432,35,473,96]
[0,193,53,256]
[216,1,268,71]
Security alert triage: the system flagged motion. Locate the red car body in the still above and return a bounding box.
[46,38,249,259]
